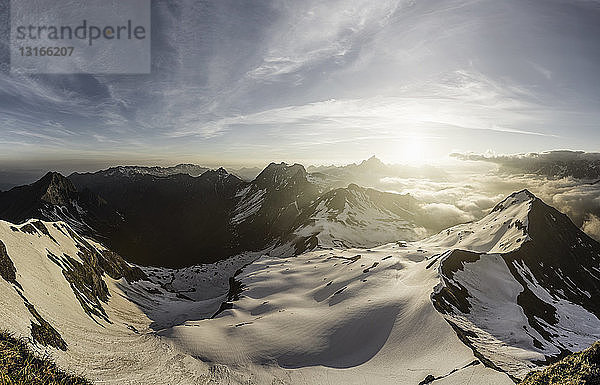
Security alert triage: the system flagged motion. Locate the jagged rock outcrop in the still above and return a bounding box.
[0,172,121,239]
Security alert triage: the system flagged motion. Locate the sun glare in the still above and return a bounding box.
[387,136,426,165]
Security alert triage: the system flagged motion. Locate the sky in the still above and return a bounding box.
[1,0,600,170]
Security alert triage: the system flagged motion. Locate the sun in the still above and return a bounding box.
[403,137,425,163]
[383,136,426,165]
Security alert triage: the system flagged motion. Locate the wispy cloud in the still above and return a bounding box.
[246,0,403,82]
[168,70,561,143]
[1,0,599,163]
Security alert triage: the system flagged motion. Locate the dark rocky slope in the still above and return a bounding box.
[0,172,121,239]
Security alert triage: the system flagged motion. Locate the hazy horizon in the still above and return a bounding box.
[0,148,598,174]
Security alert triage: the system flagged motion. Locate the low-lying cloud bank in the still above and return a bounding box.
[451,150,600,180]
[423,150,600,240]
[381,172,600,241]
[309,154,600,241]
[582,215,600,241]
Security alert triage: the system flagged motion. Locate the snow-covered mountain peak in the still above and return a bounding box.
[491,189,536,213]
[431,191,600,378]
[424,190,533,254]
[230,162,319,253]
[73,164,210,179]
[292,184,425,249]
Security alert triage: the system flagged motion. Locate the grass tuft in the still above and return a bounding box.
[520,341,600,385]
[0,330,90,385]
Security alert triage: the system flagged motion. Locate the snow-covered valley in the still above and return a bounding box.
[0,188,599,384]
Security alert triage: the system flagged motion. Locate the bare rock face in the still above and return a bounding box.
[0,240,18,287]
[39,172,78,206]
[0,172,121,241]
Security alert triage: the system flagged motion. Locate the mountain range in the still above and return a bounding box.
[307,155,448,189]
[0,163,599,384]
[1,161,434,267]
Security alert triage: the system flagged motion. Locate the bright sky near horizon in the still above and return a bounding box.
[1,0,599,168]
